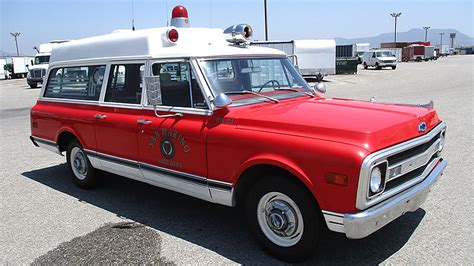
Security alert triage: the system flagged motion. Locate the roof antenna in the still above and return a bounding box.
[209,0,212,27]
[131,0,135,30]
[165,0,169,26]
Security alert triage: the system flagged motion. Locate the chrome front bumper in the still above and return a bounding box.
[322,159,447,239]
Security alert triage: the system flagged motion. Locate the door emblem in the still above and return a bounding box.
[418,122,427,132]
[160,137,175,159]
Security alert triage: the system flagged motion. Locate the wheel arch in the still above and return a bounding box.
[232,156,320,210]
[55,128,83,153]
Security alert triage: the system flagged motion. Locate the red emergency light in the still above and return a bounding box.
[172,5,188,18]
[170,6,190,28]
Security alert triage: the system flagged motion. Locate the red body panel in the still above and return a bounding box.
[31,100,98,150]
[31,95,441,214]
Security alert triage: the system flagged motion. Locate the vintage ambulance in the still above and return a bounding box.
[30,6,447,261]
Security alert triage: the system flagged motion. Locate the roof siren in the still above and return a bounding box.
[224,24,253,46]
[170,5,190,28]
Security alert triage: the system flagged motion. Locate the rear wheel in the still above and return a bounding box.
[245,177,321,262]
[66,140,97,188]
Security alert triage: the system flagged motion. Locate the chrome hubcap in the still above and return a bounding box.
[257,192,304,247]
[71,147,87,180]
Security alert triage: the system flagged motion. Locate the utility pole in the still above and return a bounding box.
[439,32,445,46]
[390,13,402,46]
[263,0,268,41]
[131,0,135,30]
[10,32,21,56]
[423,26,430,42]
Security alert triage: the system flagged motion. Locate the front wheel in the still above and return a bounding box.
[375,63,381,70]
[245,177,321,262]
[66,140,97,188]
[392,65,397,70]
[363,62,368,69]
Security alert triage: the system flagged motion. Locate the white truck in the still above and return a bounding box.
[27,40,68,88]
[251,39,336,77]
[4,57,33,79]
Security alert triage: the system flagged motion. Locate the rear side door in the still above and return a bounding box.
[94,61,146,179]
[137,60,213,201]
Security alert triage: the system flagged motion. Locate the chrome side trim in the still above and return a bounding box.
[323,159,446,239]
[83,149,233,206]
[30,136,62,155]
[142,105,213,116]
[38,98,100,106]
[356,122,446,210]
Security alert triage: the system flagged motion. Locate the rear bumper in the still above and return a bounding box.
[322,159,446,239]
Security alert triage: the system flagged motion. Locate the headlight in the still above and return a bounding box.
[370,166,383,193]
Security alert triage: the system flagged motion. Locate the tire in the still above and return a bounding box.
[363,62,368,69]
[391,65,396,70]
[66,140,97,188]
[29,83,37,88]
[375,63,381,70]
[245,177,321,262]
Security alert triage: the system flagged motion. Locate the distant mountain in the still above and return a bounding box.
[0,50,35,57]
[335,28,474,47]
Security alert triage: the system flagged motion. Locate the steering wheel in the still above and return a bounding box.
[258,80,280,93]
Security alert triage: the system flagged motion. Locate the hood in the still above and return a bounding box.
[231,97,441,153]
[29,64,49,71]
[379,56,397,61]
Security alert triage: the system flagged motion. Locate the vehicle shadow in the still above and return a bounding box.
[22,164,425,264]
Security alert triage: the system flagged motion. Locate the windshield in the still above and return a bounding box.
[199,58,311,103]
[376,51,393,57]
[34,55,50,65]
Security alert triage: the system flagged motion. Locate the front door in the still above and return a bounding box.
[95,62,145,179]
[137,61,212,201]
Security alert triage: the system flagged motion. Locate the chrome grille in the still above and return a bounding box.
[356,122,446,210]
[30,69,46,78]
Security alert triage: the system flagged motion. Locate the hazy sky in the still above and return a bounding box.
[1,0,473,55]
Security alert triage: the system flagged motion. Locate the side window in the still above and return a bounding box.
[152,62,207,109]
[44,65,105,100]
[105,63,144,104]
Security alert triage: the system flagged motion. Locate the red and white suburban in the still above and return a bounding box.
[30,6,447,261]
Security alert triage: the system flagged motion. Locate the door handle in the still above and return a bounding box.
[137,119,152,125]
[95,114,107,119]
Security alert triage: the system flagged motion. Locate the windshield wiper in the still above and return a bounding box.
[274,87,314,98]
[225,90,279,103]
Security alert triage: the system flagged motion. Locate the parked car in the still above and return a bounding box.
[362,50,397,69]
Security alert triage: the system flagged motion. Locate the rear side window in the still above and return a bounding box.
[105,63,145,104]
[44,65,105,100]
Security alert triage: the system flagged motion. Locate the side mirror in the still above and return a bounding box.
[144,76,162,106]
[314,82,326,94]
[213,93,232,109]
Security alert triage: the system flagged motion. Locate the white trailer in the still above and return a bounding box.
[251,39,336,76]
[0,58,6,79]
[354,43,370,63]
[424,46,435,60]
[440,44,450,56]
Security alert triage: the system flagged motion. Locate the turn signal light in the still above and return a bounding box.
[325,173,348,186]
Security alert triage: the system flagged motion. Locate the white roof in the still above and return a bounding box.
[50,27,285,64]
[293,39,336,53]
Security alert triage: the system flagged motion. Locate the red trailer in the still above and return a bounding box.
[402,45,425,62]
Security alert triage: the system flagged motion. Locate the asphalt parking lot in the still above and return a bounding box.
[1,55,473,264]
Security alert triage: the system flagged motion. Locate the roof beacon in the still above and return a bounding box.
[170,5,190,28]
[224,24,253,46]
